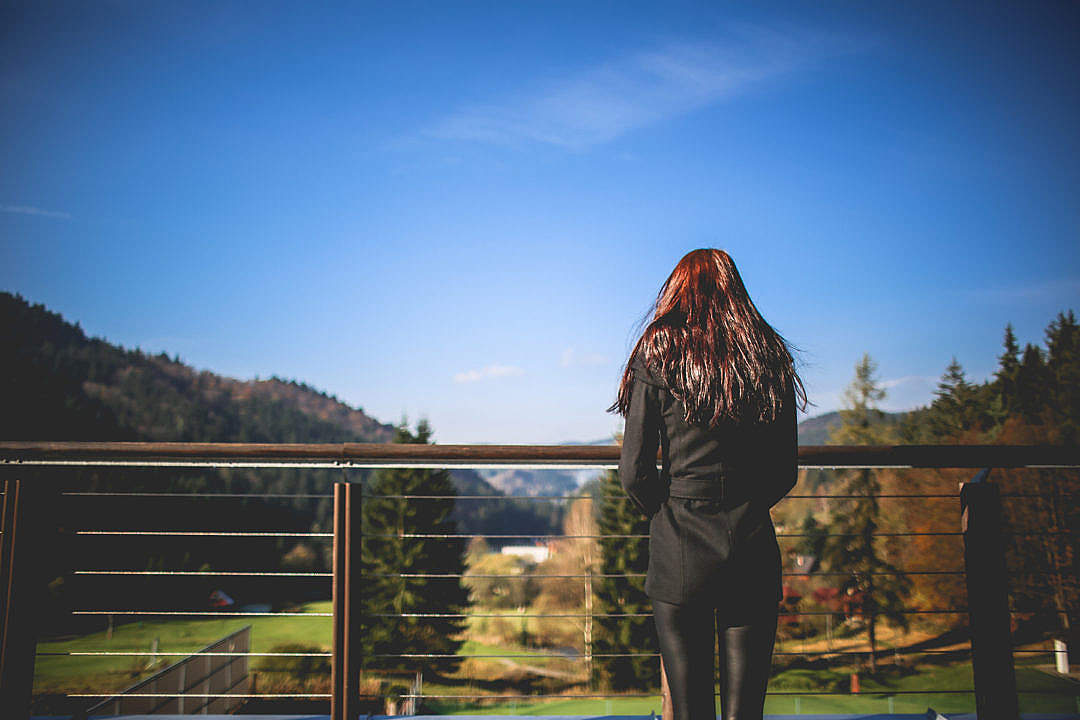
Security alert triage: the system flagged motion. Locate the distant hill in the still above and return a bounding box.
[1,291,396,443]
[798,409,914,445]
[798,411,843,445]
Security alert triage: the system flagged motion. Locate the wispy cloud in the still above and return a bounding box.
[453,363,525,383]
[962,277,1080,304]
[817,374,939,415]
[560,347,607,367]
[427,25,851,150]
[880,374,938,390]
[1,204,70,219]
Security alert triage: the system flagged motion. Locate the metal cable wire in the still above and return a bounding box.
[394,690,983,698]
[360,530,968,538]
[359,493,970,500]
[70,608,970,617]
[63,688,1073,699]
[38,650,331,657]
[72,610,331,616]
[360,570,964,577]
[68,692,332,698]
[65,528,1074,539]
[73,570,331,576]
[39,647,1057,659]
[64,491,335,498]
[359,609,969,617]
[74,530,333,537]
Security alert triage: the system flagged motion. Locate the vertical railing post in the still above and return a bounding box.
[332,479,363,720]
[0,475,47,720]
[960,469,1020,719]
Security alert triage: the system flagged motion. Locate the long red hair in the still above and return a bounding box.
[610,248,807,425]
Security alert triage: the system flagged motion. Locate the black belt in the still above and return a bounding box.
[667,475,724,500]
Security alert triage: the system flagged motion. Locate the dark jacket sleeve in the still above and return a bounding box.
[619,376,666,518]
[760,381,799,510]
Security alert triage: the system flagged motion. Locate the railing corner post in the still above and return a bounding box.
[0,474,51,720]
[960,469,1020,720]
[332,478,363,720]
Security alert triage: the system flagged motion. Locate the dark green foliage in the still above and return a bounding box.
[358,419,470,677]
[1044,310,1080,443]
[920,358,996,439]
[260,643,332,678]
[590,468,658,690]
[994,323,1021,416]
[795,511,827,562]
[899,309,1080,446]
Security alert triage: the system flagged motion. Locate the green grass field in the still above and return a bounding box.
[34,601,333,695]
[34,608,1080,715]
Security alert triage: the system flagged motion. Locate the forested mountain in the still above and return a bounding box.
[0,291,396,444]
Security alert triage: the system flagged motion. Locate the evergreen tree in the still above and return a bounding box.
[591,467,658,690]
[925,357,990,440]
[994,323,1021,416]
[1016,343,1050,423]
[821,354,911,673]
[796,511,828,566]
[359,418,470,678]
[1045,310,1080,443]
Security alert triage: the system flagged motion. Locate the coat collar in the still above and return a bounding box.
[631,353,669,389]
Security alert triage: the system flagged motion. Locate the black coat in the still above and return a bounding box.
[618,353,798,606]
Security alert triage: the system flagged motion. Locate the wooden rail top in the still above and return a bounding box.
[0,441,1078,468]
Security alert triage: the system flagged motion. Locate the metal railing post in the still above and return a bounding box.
[332,479,363,720]
[960,469,1020,719]
[0,475,44,719]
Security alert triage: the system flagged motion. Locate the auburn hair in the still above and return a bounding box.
[609,248,807,426]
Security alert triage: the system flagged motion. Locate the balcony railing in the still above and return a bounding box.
[1,441,1078,719]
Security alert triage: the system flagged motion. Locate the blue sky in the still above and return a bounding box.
[2,1,1078,443]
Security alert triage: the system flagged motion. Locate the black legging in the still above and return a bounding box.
[652,597,778,720]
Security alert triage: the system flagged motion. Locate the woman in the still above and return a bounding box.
[609,248,807,720]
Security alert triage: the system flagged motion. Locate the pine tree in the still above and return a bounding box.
[358,418,470,678]
[1045,310,1080,443]
[925,357,986,440]
[591,467,658,691]
[1016,343,1050,423]
[821,354,911,673]
[994,323,1021,415]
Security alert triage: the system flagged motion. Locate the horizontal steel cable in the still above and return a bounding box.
[397,690,981,698]
[74,530,333,537]
[63,529,1075,539]
[34,648,1009,658]
[72,610,331,616]
[38,650,331,657]
[69,692,332,698]
[360,530,967,538]
[73,570,330,576]
[64,491,335,498]
[359,609,968,617]
[361,493,965,499]
[58,490,1077,500]
[359,570,963,577]
[39,647,1056,659]
[69,569,962,578]
[71,608,968,617]
[64,688,1075,698]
